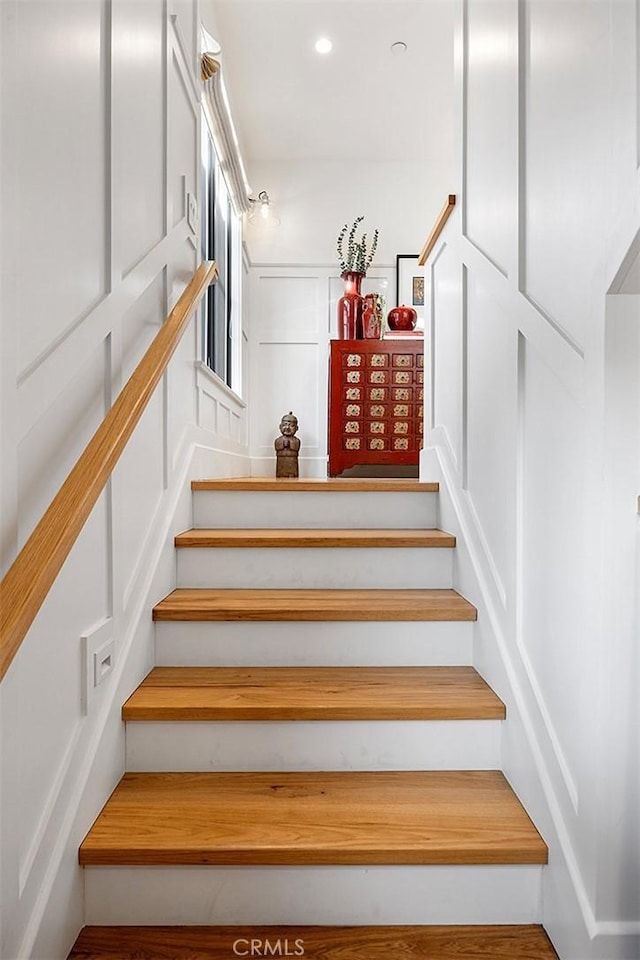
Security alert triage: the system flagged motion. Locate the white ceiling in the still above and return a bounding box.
[207,0,456,163]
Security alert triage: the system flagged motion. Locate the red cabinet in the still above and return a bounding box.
[328,339,424,476]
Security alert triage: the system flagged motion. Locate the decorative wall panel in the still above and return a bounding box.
[169,51,197,229]
[464,0,514,275]
[15,0,107,373]
[466,277,512,603]
[519,336,585,807]
[432,245,463,466]
[113,0,166,276]
[522,0,609,350]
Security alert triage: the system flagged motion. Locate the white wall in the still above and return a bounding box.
[0,2,248,957]
[423,1,640,958]
[244,159,453,267]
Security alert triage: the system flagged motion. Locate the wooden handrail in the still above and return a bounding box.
[418,194,456,266]
[0,260,219,682]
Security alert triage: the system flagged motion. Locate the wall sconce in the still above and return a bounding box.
[248,190,280,225]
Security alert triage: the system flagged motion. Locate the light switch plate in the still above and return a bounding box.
[81,617,114,715]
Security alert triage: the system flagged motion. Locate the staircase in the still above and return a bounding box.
[69,477,558,959]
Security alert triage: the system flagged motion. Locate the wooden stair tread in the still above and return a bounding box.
[79,770,547,866]
[123,666,505,721]
[152,589,477,622]
[191,477,439,492]
[68,924,560,959]
[175,528,455,548]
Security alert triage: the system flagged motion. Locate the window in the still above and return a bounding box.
[200,109,242,393]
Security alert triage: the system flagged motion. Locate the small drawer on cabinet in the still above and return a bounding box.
[392,420,411,436]
[367,352,389,368]
[368,437,388,451]
[343,353,363,367]
[369,421,386,435]
[392,354,415,369]
[392,437,415,452]
[343,420,361,434]
[344,386,362,401]
[343,403,362,418]
[343,437,361,451]
[368,369,389,384]
[368,403,388,418]
[392,387,412,402]
[367,386,388,401]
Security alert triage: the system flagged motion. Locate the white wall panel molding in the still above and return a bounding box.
[253,343,321,456]
[460,231,585,407]
[168,49,198,230]
[17,291,112,390]
[518,292,584,359]
[428,240,448,434]
[249,270,328,469]
[0,2,232,954]
[515,333,582,814]
[17,223,196,438]
[518,0,609,356]
[464,272,513,605]
[512,287,585,405]
[426,2,639,954]
[196,362,247,410]
[196,379,249,452]
[12,0,109,377]
[112,0,166,281]
[18,718,83,899]
[461,0,516,280]
[466,492,507,608]
[422,445,598,953]
[461,262,469,490]
[169,12,200,106]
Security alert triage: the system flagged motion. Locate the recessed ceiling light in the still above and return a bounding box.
[315,37,333,55]
[390,41,408,54]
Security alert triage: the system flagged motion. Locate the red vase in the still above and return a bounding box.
[362,293,382,339]
[388,304,418,331]
[338,272,364,339]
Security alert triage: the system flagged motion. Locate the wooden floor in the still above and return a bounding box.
[190,478,439,492]
[68,924,560,959]
[152,589,478,622]
[174,528,456,548]
[122,666,505,721]
[79,770,547,866]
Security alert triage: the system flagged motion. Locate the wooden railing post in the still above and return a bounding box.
[418,195,456,266]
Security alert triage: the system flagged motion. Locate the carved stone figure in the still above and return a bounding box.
[275,411,301,478]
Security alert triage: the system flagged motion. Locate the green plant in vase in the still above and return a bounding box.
[336,216,379,277]
[336,216,379,339]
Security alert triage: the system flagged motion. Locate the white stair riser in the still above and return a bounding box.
[85,864,542,925]
[176,547,453,589]
[155,621,474,667]
[125,720,501,772]
[193,491,438,529]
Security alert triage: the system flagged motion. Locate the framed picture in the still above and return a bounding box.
[396,254,425,328]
